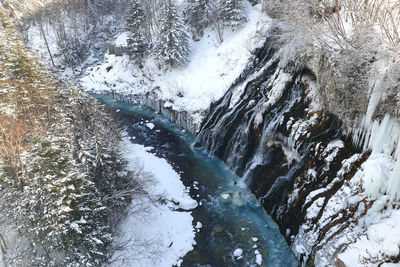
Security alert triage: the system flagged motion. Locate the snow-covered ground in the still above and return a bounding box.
[80,3,271,126]
[110,133,197,266]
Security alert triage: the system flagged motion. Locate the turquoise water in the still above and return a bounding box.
[93,94,298,267]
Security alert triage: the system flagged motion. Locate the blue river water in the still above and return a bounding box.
[93,94,298,267]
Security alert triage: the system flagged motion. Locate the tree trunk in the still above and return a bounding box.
[39,22,55,67]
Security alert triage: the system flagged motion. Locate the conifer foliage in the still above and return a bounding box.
[185,0,211,38]
[219,0,248,28]
[125,0,149,59]
[0,17,146,266]
[156,0,190,67]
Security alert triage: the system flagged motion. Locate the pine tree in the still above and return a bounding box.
[219,0,248,28]
[156,0,190,66]
[185,0,211,38]
[125,0,149,59]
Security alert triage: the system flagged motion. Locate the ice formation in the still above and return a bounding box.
[349,58,400,201]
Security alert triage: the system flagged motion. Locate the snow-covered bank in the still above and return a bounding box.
[80,3,271,128]
[110,134,197,266]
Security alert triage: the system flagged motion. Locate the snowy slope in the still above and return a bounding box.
[109,134,197,267]
[80,3,271,127]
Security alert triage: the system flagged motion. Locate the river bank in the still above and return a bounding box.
[96,94,297,266]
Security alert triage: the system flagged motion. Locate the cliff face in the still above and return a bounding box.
[198,36,400,266]
[307,50,400,128]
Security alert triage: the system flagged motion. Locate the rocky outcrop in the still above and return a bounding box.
[103,90,201,134]
[197,37,400,266]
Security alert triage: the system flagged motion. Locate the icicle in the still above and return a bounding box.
[387,157,400,201]
[354,113,400,201]
[365,58,388,125]
[387,138,400,201]
[370,114,391,154]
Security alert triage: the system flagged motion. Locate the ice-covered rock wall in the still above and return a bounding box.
[197,37,400,266]
[309,50,400,202]
[101,90,201,133]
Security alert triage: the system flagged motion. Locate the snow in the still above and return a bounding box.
[255,252,262,265]
[145,122,155,130]
[306,197,325,219]
[0,249,3,267]
[22,1,400,265]
[294,149,400,267]
[195,222,202,229]
[323,140,345,164]
[252,69,291,128]
[233,248,243,258]
[27,25,60,65]
[303,75,322,112]
[80,4,271,126]
[365,58,389,125]
[388,155,400,200]
[110,133,197,266]
[263,70,291,110]
[69,222,82,234]
[338,208,400,267]
[221,193,231,200]
[361,154,393,198]
[253,248,262,265]
[123,135,198,210]
[114,32,129,47]
[352,113,400,200]
[288,113,319,150]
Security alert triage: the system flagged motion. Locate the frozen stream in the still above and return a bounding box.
[94,94,298,267]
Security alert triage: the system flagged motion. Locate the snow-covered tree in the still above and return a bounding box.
[126,0,149,59]
[219,0,248,28]
[156,0,190,67]
[0,25,147,265]
[87,0,97,26]
[95,0,114,14]
[184,0,211,39]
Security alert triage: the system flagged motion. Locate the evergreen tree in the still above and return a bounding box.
[185,0,211,39]
[87,0,97,26]
[219,0,248,28]
[95,0,114,15]
[125,0,149,59]
[156,0,190,66]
